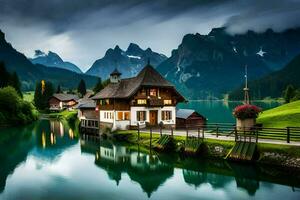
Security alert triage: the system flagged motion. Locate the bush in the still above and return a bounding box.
[233,104,262,119]
[0,86,38,125]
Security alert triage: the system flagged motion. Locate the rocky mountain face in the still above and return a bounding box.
[156,27,300,99]
[0,30,98,90]
[30,50,82,73]
[85,43,167,79]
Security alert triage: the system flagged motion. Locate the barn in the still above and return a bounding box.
[176,109,206,129]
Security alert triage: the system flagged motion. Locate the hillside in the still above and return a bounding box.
[86,43,167,79]
[0,30,98,90]
[30,50,82,73]
[156,27,300,99]
[257,100,300,128]
[230,54,300,100]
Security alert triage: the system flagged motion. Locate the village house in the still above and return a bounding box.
[176,109,206,129]
[92,63,186,130]
[49,93,79,111]
[77,99,97,120]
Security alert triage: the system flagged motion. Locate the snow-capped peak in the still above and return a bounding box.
[127,55,141,59]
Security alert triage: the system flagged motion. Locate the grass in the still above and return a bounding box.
[257,100,300,128]
[23,91,34,102]
[48,110,77,121]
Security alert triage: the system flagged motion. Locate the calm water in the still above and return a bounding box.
[0,119,299,200]
[178,100,282,123]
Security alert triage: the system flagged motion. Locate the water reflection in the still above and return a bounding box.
[0,120,299,200]
[0,119,78,193]
[81,140,174,197]
[79,138,284,198]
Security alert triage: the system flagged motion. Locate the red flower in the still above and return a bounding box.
[233,104,262,119]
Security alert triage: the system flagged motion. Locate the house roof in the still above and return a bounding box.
[92,64,185,101]
[76,99,96,109]
[176,109,197,119]
[110,68,122,76]
[52,93,79,102]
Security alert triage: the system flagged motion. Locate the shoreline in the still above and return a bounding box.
[111,130,300,171]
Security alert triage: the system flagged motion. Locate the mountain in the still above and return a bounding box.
[156,27,300,99]
[229,54,300,100]
[0,30,98,90]
[30,50,82,73]
[86,43,167,79]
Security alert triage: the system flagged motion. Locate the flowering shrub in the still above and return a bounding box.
[233,104,262,119]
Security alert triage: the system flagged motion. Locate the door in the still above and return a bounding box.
[149,110,158,126]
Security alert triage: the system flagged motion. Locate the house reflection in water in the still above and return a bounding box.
[50,120,64,137]
[36,120,78,156]
[80,140,174,197]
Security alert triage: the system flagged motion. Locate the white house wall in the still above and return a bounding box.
[130,106,176,126]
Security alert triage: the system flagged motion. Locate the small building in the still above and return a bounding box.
[176,109,206,128]
[49,93,79,111]
[77,99,97,120]
[92,63,186,130]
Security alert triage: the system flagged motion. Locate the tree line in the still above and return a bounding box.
[0,62,38,125]
[283,84,300,103]
[0,61,22,97]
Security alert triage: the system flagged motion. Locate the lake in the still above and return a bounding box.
[178,100,282,123]
[0,119,300,200]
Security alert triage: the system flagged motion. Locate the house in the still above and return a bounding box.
[49,93,79,111]
[176,109,206,128]
[92,63,186,130]
[76,99,97,120]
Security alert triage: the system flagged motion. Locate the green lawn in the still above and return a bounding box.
[257,100,300,128]
[23,91,34,102]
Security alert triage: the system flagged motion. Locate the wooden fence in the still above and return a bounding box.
[137,123,300,144]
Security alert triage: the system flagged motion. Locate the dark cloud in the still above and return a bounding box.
[0,0,299,70]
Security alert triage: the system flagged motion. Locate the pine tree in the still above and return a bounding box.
[0,62,10,88]
[283,84,295,103]
[34,81,54,110]
[93,78,103,93]
[77,79,86,97]
[56,84,62,93]
[34,82,42,109]
[10,72,22,98]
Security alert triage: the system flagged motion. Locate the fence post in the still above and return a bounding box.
[287,127,290,143]
[171,127,174,137]
[160,126,162,137]
[216,124,219,138]
[150,126,153,147]
[256,128,258,143]
[198,127,200,140]
[202,126,205,139]
[186,126,189,139]
[137,123,140,142]
[234,126,237,142]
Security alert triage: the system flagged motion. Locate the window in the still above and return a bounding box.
[105,99,110,105]
[162,111,172,120]
[117,112,123,120]
[164,99,172,105]
[124,112,130,120]
[150,89,157,96]
[140,88,146,96]
[137,111,146,121]
[137,99,147,105]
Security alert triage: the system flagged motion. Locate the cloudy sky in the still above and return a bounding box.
[1,0,300,72]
